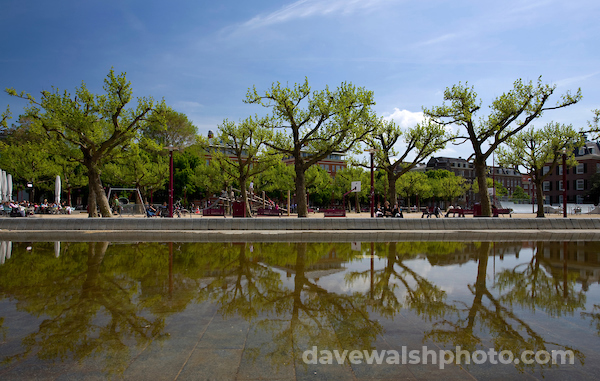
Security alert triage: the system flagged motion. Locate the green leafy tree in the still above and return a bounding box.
[424,77,581,217]
[254,160,295,205]
[211,118,279,215]
[496,122,582,217]
[7,70,166,217]
[362,118,455,204]
[510,185,530,202]
[472,177,508,198]
[426,169,467,206]
[396,171,431,209]
[305,165,333,207]
[143,108,197,148]
[332,166,367,211]
[245,78,377,217]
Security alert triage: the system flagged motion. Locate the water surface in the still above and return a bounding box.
[0,241,599,380]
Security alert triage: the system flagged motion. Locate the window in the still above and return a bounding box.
[559,180,564,191]
[558,165,563,175]
[579,147,586,155]
[543,181,550,191]
[577,179,584,190]
[590,148,595,155]
[559,195,563,204]
[577,163,584,174]
[542,166,549,175]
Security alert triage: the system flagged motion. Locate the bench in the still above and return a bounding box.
[257,208,281,216]
[323,209,346,217]
[203,207,225,217]
[493,208,512,217]
[445,208,467,217]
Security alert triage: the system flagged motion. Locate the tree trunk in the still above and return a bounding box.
[240,176,252,217]
[86,162,112,218]
[295,165,308,217]
[387,169,397,205]
[474,159,492,216]
[535,179,545,218]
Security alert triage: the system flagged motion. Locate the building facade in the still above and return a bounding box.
[543,140,600,205]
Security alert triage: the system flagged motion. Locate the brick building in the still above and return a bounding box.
[543,140,600,205]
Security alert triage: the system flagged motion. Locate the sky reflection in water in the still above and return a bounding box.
[0,241,599,380]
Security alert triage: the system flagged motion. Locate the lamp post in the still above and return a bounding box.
[164,146,180,218]
[365,149,378,218]
[562,149,567,218]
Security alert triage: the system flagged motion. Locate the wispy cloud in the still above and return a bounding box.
[230,0,387,32]
[554,71,600,88]
[414,33,461,47]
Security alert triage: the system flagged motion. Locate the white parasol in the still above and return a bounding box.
[55,175,61,205]
[7,174,12,201]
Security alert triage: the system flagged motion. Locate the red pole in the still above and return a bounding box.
[370,151,375,218]
[563,153,567,218]
[169,149,174,218]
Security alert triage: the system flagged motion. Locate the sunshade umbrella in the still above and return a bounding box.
[7,174,12,201]
[0,170,5,202]
[55,176,61,205]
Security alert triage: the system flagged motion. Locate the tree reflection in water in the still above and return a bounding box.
[0,240,596,377]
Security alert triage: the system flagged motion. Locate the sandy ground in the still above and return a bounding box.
[25,210,599,219]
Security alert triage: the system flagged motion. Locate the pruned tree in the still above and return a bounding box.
[497,122,582,217]
[245,78,377,217]
[424,77,581,216]
[210,118,279,216]
[7,69,166,217]
[361,117,456,204]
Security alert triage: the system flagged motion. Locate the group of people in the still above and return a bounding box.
[1,199,74,217]
[375,201,404,218]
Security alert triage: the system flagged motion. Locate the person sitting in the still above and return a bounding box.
[392,203,403,218]
[383,201,393,217]
[434,206,442,218]
[145,202,157,217]
[375,203,384,217]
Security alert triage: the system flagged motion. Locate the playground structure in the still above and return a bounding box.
[107,187,146,216]
[202,187,288,217]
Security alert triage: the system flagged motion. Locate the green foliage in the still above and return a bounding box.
[0,105,10,130]
[496,122,582,216]
[586,108,600,140]
[426,170,468,202]
[424,77,581,216]
[6,69,167,217]
[305,165,333,206]
[245,78,377,216]
[363,117,456,203]
[396,171,431,207]
[143,108,197,148]
[510,185,530,201]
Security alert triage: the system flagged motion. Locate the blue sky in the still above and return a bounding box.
[1,0,599,163]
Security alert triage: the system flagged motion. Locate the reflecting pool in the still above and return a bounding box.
[1,241,600,380]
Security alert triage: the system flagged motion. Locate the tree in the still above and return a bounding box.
[362,118,455,204]
[426,170,468,206]
[245,78,377,217]
[510,185,530,202]
[396,171,431,209]
[424,77,581,216]
[472,177,508,198]
[332,166,367,211]
[7,70,166,217]
[496,122,582,217]
[0,105,10,131]
[586,108,600,139]
[211,118,279,215]
[305,165,333,207]
[143,108,197,148]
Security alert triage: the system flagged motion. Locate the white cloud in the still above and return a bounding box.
[172,101,204,111]
[233,0,387,31]
[383,108,424,129]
